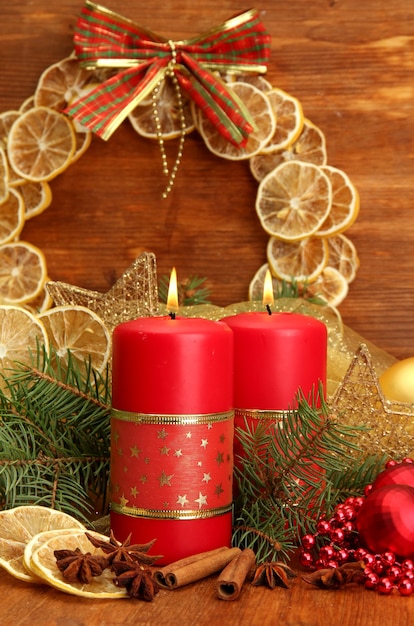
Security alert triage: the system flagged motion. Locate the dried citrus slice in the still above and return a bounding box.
[326,233,360,283]
[261,88,304,153]
[18,180,52,220]
[226,73,273,93]
[35,57,99,112]
[38,305,111,374]
[256,161,332,241]
[0,306,47,374]
[23,278,53,315]
[0,147,8,203]
[198,81,276,160]
[267,236,329,283]
[23,528,87,582]
[0,187,25,244]
[0,111,24,186]
[307,266,349,307]
[8,106,75,182]
[0,506,85,583]
[129,76,195,140]
[0,241,47,304]
[315,166,360,237]
[248,262,282,301]
[250,118,327,182]
[29,529,126,598]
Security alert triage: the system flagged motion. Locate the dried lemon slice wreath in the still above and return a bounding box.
[0,6,360,376]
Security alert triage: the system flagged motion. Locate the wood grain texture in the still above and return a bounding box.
[1,558,412,626]
[0,2,413,622]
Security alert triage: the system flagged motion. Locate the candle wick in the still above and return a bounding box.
[169,311,176,320]
[266,304,272,316]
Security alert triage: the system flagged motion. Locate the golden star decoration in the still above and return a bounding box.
[330,343,414,460]
[46,251,159,333]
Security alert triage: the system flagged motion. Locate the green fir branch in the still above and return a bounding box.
[232,391,386,563]
[0,345,111,523]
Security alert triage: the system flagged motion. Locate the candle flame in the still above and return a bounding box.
[263,269,274,308]
[167,267,179,314]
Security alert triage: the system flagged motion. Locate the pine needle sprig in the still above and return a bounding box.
[232,391,386,563]
[0,345,111,522]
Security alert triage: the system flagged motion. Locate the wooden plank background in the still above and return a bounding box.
[1,0,413,364]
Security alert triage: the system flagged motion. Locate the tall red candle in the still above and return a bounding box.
[110,314,234,565]
[223,311,327,411]
[223,310,327,468]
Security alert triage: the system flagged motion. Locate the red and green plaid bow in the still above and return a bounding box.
[65,1,271,146]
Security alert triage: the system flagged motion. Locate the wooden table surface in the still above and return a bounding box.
[1,1,414,624]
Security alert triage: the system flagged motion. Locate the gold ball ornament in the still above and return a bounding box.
[379,357,414,404]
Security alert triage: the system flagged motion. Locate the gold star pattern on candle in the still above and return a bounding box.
[330,343,414,459]
[46,252,159,333]
[110,418,233,514]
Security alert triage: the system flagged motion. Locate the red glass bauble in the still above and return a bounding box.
[371,462,414,491]
[356,484,414,559]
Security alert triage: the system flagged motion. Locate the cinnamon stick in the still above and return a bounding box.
[216,548,256,601]
[154,546,241,589]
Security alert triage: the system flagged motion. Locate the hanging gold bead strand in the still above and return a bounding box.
[152,40,187,199]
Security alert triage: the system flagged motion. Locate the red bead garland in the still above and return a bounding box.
[299,458,414,596]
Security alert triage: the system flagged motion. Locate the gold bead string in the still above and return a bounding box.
[152,40,187,199]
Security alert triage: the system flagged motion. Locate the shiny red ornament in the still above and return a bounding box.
[371,462,414,491]
[377,577,394,594]
[398,578,414,596]
[357,484,414,559]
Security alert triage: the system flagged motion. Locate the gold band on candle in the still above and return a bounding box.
[111,408,234,425]
[235,408,287,421]
[111,501,233,520]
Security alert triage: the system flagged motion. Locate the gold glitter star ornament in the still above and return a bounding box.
[46,252,159,332]
[330,344,414,460]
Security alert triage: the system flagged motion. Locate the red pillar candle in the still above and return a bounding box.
[223,309,327,468]
[110,313,234,565]
[223,311,327,411]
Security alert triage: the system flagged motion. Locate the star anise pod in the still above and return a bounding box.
[54,547,108,584]
[112,560,160,601]
[251,561,297,589]
[85,531,161,566]
[302,561,365,589]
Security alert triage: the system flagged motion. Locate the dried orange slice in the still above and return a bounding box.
[0,241,47,304]
[0,147,8,203]
[261,87,304,153]
[28,529,126,598]
[315,166,360,237]
[23,278,53,315]
[250,118,327,182]
[38,305,111,374]
[129,76,195,140]
[0,506,85,583]
[0,187,25,245]
[267,236,329,283]
[326,233,360,283]
[35,57,98,112]
[256,161,332,241]
[0,111,24,186]
[226,73,273,93]
[198,81,276,160]
[0,306,47,375]
[307,266,349,307]
[18,180,52,220]
[8,106,75,182]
